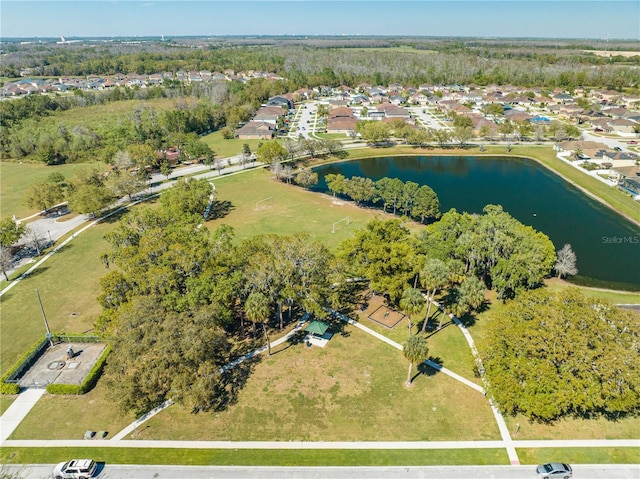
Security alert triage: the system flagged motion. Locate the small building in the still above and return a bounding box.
[304,320,332,347]
[235,121,276,140]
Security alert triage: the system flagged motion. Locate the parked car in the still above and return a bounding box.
[614,146,622,151]
[628,140,637,144]
[53,459,97,479]
[536,462,572,479]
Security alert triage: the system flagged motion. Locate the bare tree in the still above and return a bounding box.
[555,243,578,278]
[0,246,13,281]
[25,227,45,256]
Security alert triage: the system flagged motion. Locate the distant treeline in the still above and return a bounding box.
[2,41,638,91]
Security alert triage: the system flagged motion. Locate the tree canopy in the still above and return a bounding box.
[483,288,640,422]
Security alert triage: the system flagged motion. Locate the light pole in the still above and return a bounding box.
[47,230,52,243]
[36,288,54,347]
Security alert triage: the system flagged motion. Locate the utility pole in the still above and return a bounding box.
[36,288,54,347]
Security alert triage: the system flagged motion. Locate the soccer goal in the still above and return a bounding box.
[331,216,350,233]
[255,196,274,210]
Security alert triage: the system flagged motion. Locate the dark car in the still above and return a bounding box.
[536,462,572,479]
[614,146,622,151]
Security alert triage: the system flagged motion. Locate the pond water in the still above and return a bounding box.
[313,156,640,291]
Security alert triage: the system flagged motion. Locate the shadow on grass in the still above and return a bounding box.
[19,265,50,281]
[99,206,132,224]
[418,356,443,378]
[271,330,308,355]
[206,200,234,220]
[208,355,259,413]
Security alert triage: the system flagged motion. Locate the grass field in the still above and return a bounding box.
[201,130,269,159]
[0,221,113,374]
[122,325,499,441]
[0,447,509,466]
[0,162,104,220]
[206,168,393,248]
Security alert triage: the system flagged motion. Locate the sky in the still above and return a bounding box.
[1,0,639,40]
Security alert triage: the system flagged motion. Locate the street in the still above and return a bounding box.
[5,464,640,479]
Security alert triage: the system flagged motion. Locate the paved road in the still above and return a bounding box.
[5,464,640,479]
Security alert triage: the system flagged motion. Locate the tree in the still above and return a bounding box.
[375,177,404,214]
[24,181,65,214]
[256,140,286,164]
[160,161,172,179]
[498,119,514,140]
[325,173,346,197]
[338,219,415,302]
[0,246,13,281]
[0,218,26,249]
[419,258,450,333]
[402,334,429,387]
[241,143,252,167]
[483,288,640,421]
[108,170,146,200]
[24,226,44,256]
[244,291,272,355]
[67,183,114,217]
[343,176,377,205]
[411,185,440,223]
[159,177,213,224]
[555,243,578,278]
[399,287,425,335]
[452,125,473,147]
[448,275,485,322]
[294,168,319,188]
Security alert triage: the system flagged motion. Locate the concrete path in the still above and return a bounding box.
[0,389,45,442]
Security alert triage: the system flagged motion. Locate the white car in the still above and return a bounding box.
[536,462,572,479]
[53,459,97,479]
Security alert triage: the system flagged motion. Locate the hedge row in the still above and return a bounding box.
[1,335,107,395]
[46,345,111,395]
[0,336,49,395]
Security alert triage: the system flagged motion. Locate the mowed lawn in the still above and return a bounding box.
[0,162,104,220]
[0,221,114,375]
[133,325,499,441]
[201,130,267,159]
[206,168,395,248]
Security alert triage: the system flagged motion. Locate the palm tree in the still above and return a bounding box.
[447,276,485,326]
[399,287,425,336]
[419,259,450,333]
[244,291,272,355]
[402,334,429,387]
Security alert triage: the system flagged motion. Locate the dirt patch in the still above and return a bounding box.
[357,292,405,329]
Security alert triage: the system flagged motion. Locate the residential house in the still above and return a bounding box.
[611,165,640,196]
[253,106,286,125]
[235,121,276,140]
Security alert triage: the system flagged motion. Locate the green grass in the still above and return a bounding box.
[0,162,102,220]
[201,130,269,159]
[8,381,131,440]
[544,278,640,303]
[0,221,114,375]
[0,395,16,415]
[0,447,508,466]
[504,412,640,441]
[126,325,499,441]
[206,168,394,248]
[357,308,482,386]
[517,448,640,465]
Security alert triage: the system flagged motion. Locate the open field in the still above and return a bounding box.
[0,221,113,374]
[206,167,394,248]
[122,325,499,441]
[585,50,640,58]
[0,162,104,220]
[0,447,509,466]
[201,130,269,159]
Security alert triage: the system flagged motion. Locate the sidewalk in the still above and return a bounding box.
[0,389,45,442]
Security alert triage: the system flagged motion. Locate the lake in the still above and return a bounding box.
[313,156,640,291]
